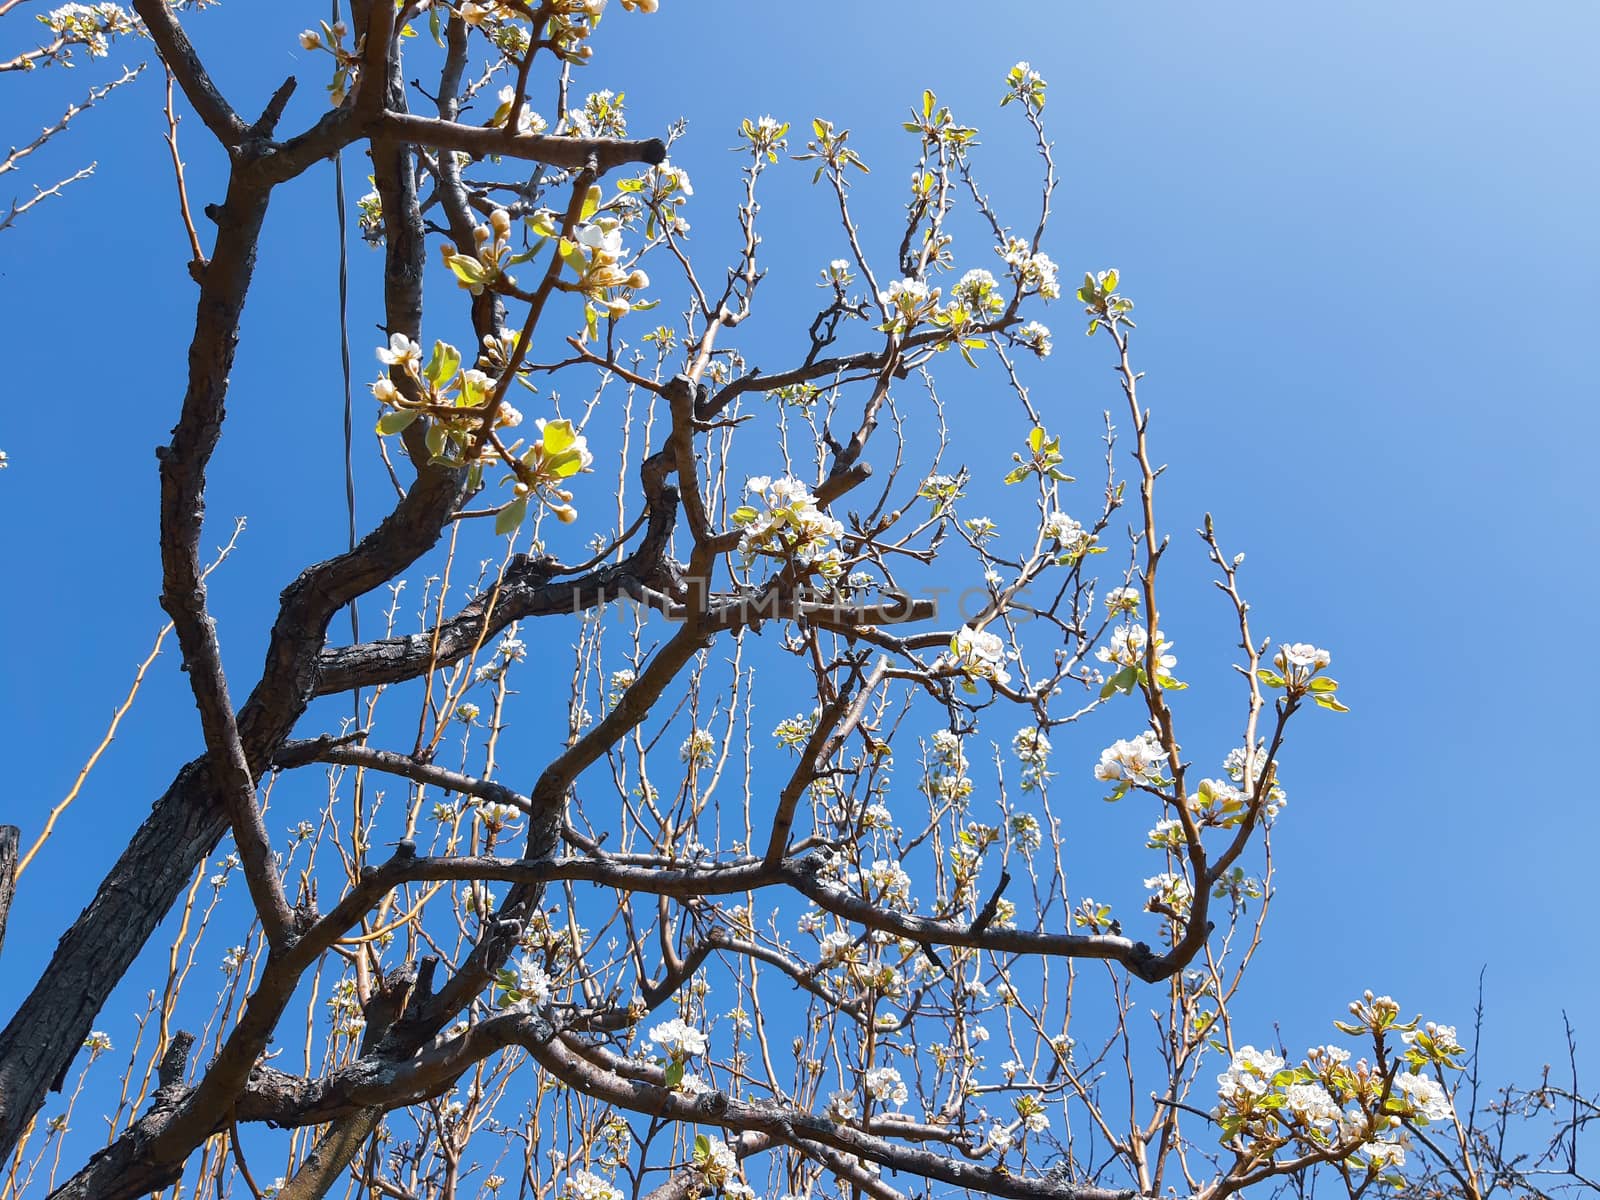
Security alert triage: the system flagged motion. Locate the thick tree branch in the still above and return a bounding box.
[129,0,246,145]
[0,826,15,961]
[373,113,665,171]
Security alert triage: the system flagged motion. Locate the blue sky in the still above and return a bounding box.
[3,0,1598,1171]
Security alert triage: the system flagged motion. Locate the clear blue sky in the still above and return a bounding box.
[2,0,1597,1161]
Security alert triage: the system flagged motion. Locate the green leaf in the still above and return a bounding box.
[1255,669,1286,688]
[445,254,486,287]
[693,1133,710,1162]
[559,239,588,276]
[1308,676,1340,692]
[1002,465,1031,485]
[1099,666,1138,700]
[375,409,419,436]
[923,89,935,119]
[423,340,461,388]
[495,496,528,536]
[1314,694,1351,713]
[664,1060,685,1089]
[541,418,577,456]
[1028,425,1046,454]
[425,423,447,460]
[579,184,602,221]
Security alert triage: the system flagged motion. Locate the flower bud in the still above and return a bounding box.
[553,504,578,524]
[490,209,512,237]
[298,29,321,49]
[605,297,631,319]
[626,269,649,290]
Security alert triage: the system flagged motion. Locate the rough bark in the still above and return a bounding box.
[0,826,16,961]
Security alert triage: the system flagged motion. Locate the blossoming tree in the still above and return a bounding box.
[0,5,1589,1200]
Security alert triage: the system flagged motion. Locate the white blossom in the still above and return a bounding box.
[1393,1071,1453,1122]
[863,1065,909,1107]
[948,625,1011,689]
[648,1018,707,1060]
[561,1170,622,1200]
[1094,731,1166,787]
[1215,1045,1286,1111]
[1285,1081,1341,1129]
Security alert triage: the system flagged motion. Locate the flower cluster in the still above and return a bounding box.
[1015,319,1053,358]
[1216,1045,1286,1111]
[619,159,692,237]
[741,115,791,162]
[947,625,1011,692]
[863,1065,909,1107]
[534,192,650,319]
[1259,642,1348,710]
[1094,730,1167,794]
[460,0,644,64]
[326,978,366,1038]
[929,268,1004,359]
[495,955,552,1013]
[1043,511,1096,559]
[1144,871,1194,917]
[1009,812,1043,855]
[37,3,133,61]
[1217,998,1463,1177]
[923,729,974,806]
[607,668,635,708]
[918,472,964,512]
[1078,268,1135,336]
[694,1136,753,1200]
[1096,622,1184,693]
[1001,61,1048,111]
[1221,744,1289,816]
[731,476,844,580]
[295,18,364,106]
[372,335,515,450]
[997,237,1061,300]
[487,84,547,135]
[856,858,914,910]
[878,277,941,333]
[1012,727,1052,792]
[772,708,820,750]
[681,728,715,767]
[649,1018,708,1061]
[560,1170,622,1200]
[566,89,628,139]
[442,208,519,297]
